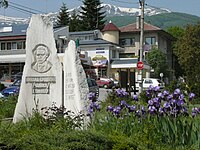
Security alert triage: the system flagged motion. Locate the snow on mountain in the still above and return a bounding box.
[0,15,29,26]
[0,4,171,26]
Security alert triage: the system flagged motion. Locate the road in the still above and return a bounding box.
[98,88,112,101]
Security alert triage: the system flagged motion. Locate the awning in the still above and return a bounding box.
[0,54,26,63]
[111,59,150,69]
[93,59,107,67]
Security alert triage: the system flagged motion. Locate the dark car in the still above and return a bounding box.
[0,79,21,97]
[87,78,99,97]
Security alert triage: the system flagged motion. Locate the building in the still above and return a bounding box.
[0,24,68,81]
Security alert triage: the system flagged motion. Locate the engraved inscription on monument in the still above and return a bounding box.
[26,76,56,94]
[65,73,75,100]
[31,44,52,73]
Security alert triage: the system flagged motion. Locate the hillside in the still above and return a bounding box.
[106,12,200,30]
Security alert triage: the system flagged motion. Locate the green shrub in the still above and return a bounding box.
[0,96,17,119]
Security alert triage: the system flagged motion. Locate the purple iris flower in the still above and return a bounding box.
[113,106,121,116]
[116,89,128,97]
[120,100,127,108]
[163,90,169,96]
[163,102,170,109]
[148,85,154,91]
[167,94,173,101]
[177,100,184,106]
[157,92,164,98]
[148,100,154,106]
[174,88,181,95]
[141,106,146,114]
[88,107,94,115]
[154,86,160,92]
[133,95,138,101]
[148,106,157,115]
[88,92,96,101]
[189,93,195,101]
[159,107,164,116]
[128,105,136,112]
[107,105,113,112]
[179,94,184,100]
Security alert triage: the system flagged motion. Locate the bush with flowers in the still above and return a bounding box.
[87,86,200,149]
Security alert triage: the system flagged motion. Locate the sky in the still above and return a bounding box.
[0,0,200,18]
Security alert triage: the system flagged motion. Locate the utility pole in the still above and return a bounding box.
[138,0,145,94]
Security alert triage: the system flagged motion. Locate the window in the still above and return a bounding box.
[119,53,135,58]
[145,37,156,45]
[17,41,23,49]
[12,42,17,49]
[0,42,5,50]
[120,38,135,47]
[7,42,11,50]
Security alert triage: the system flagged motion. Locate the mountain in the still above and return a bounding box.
[68,4,171,17]
[106,12,200,30]
[0,4,200,30]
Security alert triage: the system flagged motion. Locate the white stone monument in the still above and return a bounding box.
[13,15,62,123]
[64,40,89,115]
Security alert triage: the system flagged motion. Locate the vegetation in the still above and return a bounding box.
[175,23,200,97]
[0,0,8,8]
[146,48,170,78]
[106,12,200,30]
[0,85,200,149]
[56,3,70,27]
[69,10,81,32]
[80,0,106,30]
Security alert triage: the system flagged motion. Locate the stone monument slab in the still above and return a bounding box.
[13,14,62,123]
[64,40,89,115]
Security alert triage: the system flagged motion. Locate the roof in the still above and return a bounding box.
[119,22,161,33]
[0,24,28,37]
[111,58,150,69]
[102,21,120,32]
[79,38,118,46]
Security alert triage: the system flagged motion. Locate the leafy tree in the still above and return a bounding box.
[175,23,200,97]
[167,26,186,78]
[80,0,106,30]
[146,48,169,78]
[56,3,70,27]
[0,0,8,8]
[69,10,81,32]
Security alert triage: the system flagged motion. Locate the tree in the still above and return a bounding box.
[167,26,186,78]
[175,23,200,96]
[69,10,81,32]
[56,3,70,27]
[146,48,169,78]
[80,0,106,31]
[0,0,8,8]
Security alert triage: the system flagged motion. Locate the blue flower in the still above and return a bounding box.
[113,106,121,116]
[133,94,138,101]
[128,105,136,112]
[154,86,160,92]
[116,89,128,97]
[120,100,127,108]
[189,93,195,101]
[177,100,184,106]
[148,100,154,106]
[88,92,96,101]
[163,90,169,96]
[107,105,113,112]
[148,106,157,114]
[174,88,181,95]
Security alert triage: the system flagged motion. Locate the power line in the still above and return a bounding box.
[9,1,45,14]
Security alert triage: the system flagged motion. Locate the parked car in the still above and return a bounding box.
[96,77,114,89]
[87,78,99,97]
[0,79,21,97]
[134,78,165,91]
[11,72,23,81]
[110,78,119,88]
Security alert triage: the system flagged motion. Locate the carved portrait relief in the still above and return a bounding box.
[31,44,52,73]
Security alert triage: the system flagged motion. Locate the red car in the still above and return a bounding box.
[96,77,114,89]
